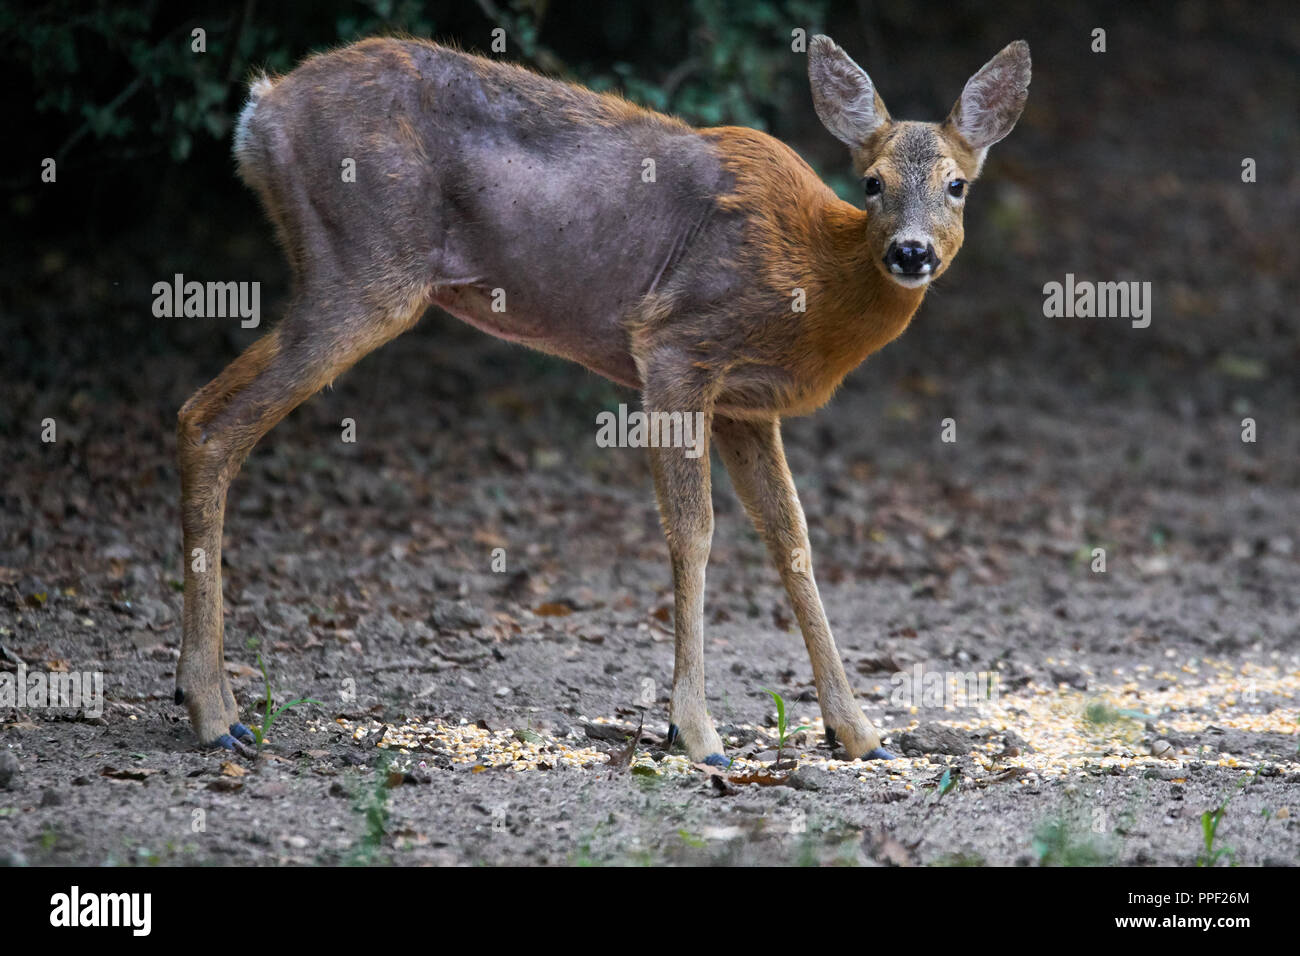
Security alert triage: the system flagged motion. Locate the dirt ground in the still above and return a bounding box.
[2,9,1298,866]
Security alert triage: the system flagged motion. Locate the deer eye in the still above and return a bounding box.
[863,175,883,197]
[947,179,967,198]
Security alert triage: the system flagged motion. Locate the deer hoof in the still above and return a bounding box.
[229,722,256,744]
[864,747,897,761]
[665,723,680,748]
[702,753,729,768]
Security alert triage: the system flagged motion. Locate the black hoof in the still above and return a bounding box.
[665,723,680,749]
[703,753,729,768]
[864,747,897,761]
[825,727,837,749]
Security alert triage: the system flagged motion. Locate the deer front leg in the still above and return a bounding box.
[713,415,895,760]
[643,379,726,765]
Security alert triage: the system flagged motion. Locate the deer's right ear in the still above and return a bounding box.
[808,35,890,148]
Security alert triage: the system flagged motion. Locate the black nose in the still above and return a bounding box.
[885,240,939,276]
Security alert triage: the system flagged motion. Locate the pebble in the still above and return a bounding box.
[0,751,18,789]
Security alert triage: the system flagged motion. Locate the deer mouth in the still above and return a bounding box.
[885,269,933,289]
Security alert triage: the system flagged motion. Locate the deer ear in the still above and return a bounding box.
[808,35,890,147]
[946,40,1031,164]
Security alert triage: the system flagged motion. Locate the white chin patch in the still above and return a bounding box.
[888,272,932,289]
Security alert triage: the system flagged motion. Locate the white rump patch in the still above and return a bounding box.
[233,73,274,160]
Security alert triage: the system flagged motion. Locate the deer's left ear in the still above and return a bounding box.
[945,40,1031,172]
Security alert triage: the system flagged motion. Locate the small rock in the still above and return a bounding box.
[896,723,974,757]
[0,751,18,789]
[1003,730,1036,753]
[430,599,484,632]
[39,787,62,807]
[584,722,636,743]
[1048,665,1088,690]
[263,603,309,631]
[788,766,829,792]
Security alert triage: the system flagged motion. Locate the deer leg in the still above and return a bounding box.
[643,382,725,765]
[713,415,895,760]
[176,292,424,752]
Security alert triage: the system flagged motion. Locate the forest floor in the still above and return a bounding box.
[4,289,1297,865]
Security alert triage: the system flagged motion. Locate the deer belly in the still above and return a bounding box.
[431,285,641,389]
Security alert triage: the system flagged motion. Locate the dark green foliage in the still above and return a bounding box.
[5,0,835,172]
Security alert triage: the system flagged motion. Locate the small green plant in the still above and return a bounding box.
[1200,805,1232,867]
[1080,698,1151,747]
[1032,816,1116,866]
[347,764,392,865]
[1198,771,1258,867]
[1082,700,1154,726]
[761,687,810,769]
[677,828,707,849]
[253,653,321,747]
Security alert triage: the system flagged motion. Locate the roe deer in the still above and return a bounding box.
[177,35,1030,762]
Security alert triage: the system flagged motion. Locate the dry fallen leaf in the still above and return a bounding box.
[710,775,739,796]
[533,601,574,617]
[605,711,644,773]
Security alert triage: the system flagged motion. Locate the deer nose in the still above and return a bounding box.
[885,240,939,276]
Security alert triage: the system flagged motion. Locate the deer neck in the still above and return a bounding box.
[796,199,927,395]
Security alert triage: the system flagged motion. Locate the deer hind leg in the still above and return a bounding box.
[713,415,895,761]
[176,290,426,752]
